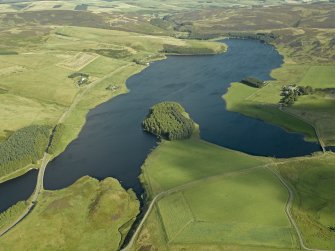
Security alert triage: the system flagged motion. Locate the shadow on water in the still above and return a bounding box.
[1,39,321,215]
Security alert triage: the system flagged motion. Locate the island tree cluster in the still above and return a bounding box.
[142,102,195,140]
[280,84,314,106]
[241,77,266,88]
[0,125,50,176]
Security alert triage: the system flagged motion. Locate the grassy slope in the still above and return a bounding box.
[0,25,226,178]
[271,60,335,145]
[141,138,267,197]
[223,82,317,141]
[136,139,299,250]
[0,23,227,247]
[277,154,335,250]
[0,176,139,251]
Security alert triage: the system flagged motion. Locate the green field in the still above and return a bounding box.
[160,169,295,248]
[0,176,139,251]
[223,82,317,142]
[277,154,335,250]
[141,138,267,196]
[299,66,335,88]
[135,139,300,250]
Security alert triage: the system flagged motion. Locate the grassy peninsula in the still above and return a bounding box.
[0,177,139,250]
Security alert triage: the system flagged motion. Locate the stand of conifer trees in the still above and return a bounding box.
[142,102,194,140]
[0,125,50,176]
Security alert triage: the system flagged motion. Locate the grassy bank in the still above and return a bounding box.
[0,176,139,250]
[223,82,317,142]
[276,154,335,250]
[0,23,227,248]
[0,166,36,185]
[133,138,335,250]
[134,138,300,250]
[0,25,227,180]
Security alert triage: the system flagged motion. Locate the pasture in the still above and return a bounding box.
[223,82,317,142]
[287,94,335,145]
[136,139,299,250]
[299,66,335,88]
[277,153,335,250]
[141,138,267,196]
[224,54,335,147]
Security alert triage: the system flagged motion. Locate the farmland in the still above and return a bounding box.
[132,138,335,250]
[133,139,298,250]
[224,60,335,146]
[277,154,335,250]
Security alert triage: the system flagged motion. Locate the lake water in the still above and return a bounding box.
[0,169,37,212]
[0,39,321,213]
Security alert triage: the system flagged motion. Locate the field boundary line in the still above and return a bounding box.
[266,163,331,251]
[168,192,195,243]
[154,204,170,244]
[244,81,273,101]
[56,52,100,71]
[122,157,331,250]
[121,164,268,250]
[169,219,194,244]
[279,108,325,153]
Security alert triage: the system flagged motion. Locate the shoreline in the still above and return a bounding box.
[0,166,37,185]
[0,43,227,185]
[0,42,227,236]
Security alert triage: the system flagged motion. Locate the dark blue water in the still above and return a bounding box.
[0,39,321,213]
[43,39,320,194]
[0,169,37,212]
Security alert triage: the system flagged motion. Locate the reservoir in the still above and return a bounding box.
[0,39,321,213]
[0,170,37,212]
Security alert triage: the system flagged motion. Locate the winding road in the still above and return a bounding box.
[0,62,134,237]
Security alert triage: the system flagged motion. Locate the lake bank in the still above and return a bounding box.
[0,39,321,218]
